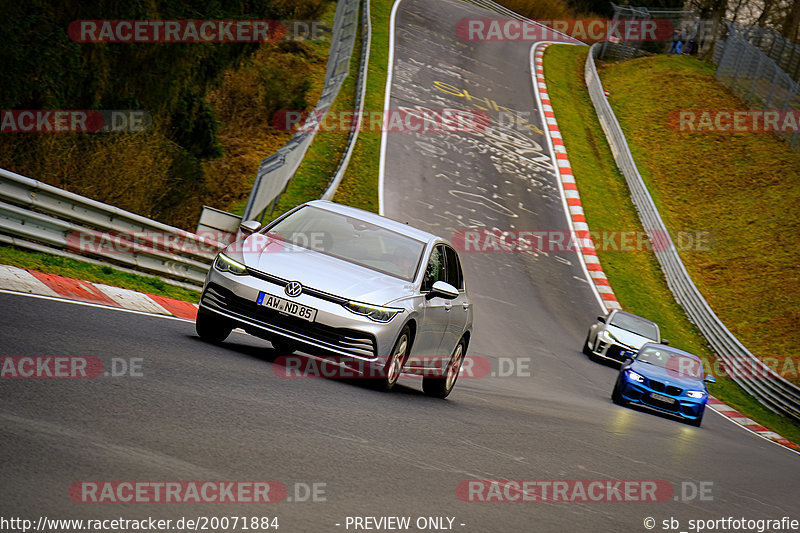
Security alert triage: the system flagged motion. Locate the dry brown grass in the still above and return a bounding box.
[0,130,177,218]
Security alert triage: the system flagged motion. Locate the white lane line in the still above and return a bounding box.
[378,0,405,216]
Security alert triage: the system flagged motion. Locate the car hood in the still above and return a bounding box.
[228,234,416,305]
[606,325,655,349]
[629,361,705,391]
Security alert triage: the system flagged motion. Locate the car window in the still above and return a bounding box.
[443,246,463,290]
[609,312,658,340]
[265,205,426,282]
[422,245,446,292]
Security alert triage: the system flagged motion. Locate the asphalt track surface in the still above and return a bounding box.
[1,0,798,531]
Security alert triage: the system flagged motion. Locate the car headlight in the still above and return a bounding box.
[601,330,617,342]
[686,390,706,399]
[626,370,645,383]
[343,301,403,323]
[214,253,248,276]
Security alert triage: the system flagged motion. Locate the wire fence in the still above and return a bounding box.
[715,22,800,151]
[730,23,800,83]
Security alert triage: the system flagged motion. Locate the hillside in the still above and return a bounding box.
[600,55,800,384]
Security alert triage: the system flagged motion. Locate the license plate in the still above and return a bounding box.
[650,392,676,404]
[257,292,317,322]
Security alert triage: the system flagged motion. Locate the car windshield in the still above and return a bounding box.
[265,205,426,282]
[609,313,658,339]
[636,347,703,379]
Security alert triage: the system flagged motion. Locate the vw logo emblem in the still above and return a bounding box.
[284,281,303,298]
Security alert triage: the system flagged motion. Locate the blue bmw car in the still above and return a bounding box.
[612,343,716,426]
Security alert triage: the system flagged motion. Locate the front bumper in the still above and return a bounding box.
[200,266,406,364]
[591,337,635,363]
[618,378,706,420]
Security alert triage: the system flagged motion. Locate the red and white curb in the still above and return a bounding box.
[532,42,799,455]
[531,43,622,313]
[0,264,198,321]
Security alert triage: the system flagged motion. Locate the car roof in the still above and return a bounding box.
[305,200,442,245]
[639,342,700,360]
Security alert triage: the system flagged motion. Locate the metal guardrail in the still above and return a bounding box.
[461,0,526,19]
[585,42,800,422]
[321,0,371,201]
[242,0,361,220]
[0,168,223,291]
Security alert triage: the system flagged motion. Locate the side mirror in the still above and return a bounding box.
[239,220,261,236]
[661,338,669,346]
[426,281,459,300]
[704,374,716,384]
[597,315,606,323]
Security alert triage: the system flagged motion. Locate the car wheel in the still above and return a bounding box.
[271,338,297,354]
[687,408,704,427]
[611,377,625,405]
[582,331,594,356]
[423,338,466,399]
[374,325,410,391]
[195,308,233,343]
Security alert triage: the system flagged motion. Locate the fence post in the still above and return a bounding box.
[764,68,780,108]
[748,53,764,101]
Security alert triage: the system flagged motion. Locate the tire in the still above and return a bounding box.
[582,331,594,356]
[687,407,704,427]
[373,325,411,391]
[423,338,467,399]
[271,338,297,354]
[195,308,233,343]
[611,377,625,405]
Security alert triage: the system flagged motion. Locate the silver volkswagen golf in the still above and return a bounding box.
[196,200,473,398]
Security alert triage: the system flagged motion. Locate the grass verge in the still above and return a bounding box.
[332,0,394,212]
[543,44,800,442]
[0,246,200,303]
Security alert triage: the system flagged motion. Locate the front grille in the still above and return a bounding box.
[245,267,348,305]
[642,393,680,412]
[202,283,377,360]
[648,379,682,396]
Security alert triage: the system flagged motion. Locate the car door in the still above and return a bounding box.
[440,245,469,356]
[410,244,450,363]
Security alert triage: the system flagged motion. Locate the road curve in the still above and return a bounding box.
[0,0,798,531]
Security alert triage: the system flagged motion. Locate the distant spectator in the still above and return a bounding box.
[668,31,680,54]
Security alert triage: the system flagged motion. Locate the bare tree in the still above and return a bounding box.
[781,0,800,41]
